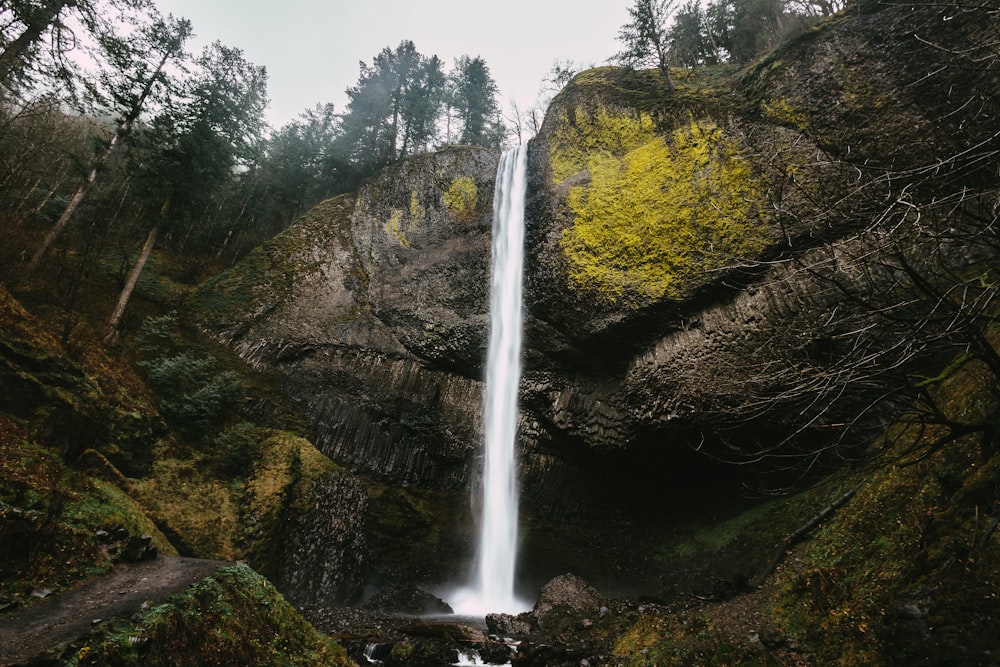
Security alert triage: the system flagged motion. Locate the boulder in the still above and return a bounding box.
[119,535,157,563]
[486,612,535,637]
[362,584,453,616]
[532,573,604,628]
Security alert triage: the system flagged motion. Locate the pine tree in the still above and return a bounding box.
[451,55,502,149]
[615,0,678,90]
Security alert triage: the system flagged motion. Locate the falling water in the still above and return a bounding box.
[451,145,530,616]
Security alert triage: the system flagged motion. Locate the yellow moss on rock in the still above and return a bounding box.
[555,113,771,303]
[442,176,478,222]
[762,97,809,131]
[549,106,658,185]
[384,190,429,247]
[408,189,425,222]
[384,208,410,248]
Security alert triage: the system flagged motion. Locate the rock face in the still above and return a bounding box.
[193,0,1000,587]
[275,470,368,608]
[194,147,498,493]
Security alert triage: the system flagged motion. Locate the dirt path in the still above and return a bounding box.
[0,556,226,666]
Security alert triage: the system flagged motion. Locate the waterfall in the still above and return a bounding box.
[451,145,530,616]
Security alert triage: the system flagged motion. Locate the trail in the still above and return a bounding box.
[0,557,225,665]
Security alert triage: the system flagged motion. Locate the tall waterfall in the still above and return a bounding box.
[452,145,530,616]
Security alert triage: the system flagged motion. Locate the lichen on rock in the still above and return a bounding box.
[556,115,772,303]
[442,175,478,222]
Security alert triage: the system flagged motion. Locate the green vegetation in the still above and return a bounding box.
[69,564,351,667]
[365,481,472,581]
[607,353,1000,665]
[137,313,244,439]
[760,358,1000,665]
[551,108,771,303]
[0,438,177,606]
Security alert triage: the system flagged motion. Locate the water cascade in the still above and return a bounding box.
[451,145,530,615]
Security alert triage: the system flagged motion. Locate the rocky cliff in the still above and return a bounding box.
[191,0,1000,587]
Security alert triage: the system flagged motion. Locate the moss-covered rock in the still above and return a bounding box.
[130,429,368,606]
[72,564,351,666]
[0,436,177,609]
[555,114,771,304]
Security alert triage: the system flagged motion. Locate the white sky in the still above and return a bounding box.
[152,0,631,130]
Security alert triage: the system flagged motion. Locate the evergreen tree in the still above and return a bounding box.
[336,40,446,170]
[103,40,268,342]
[451,55,502,149]
[615,0,678,90]
[729,0,787,63]
[669,0,721,67]
[26,10,192,272]
[0,0,154,94]
[253,103,354,232]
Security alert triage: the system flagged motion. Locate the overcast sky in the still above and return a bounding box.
[152,0,631,130]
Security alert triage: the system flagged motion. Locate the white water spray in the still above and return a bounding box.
[451,145,530,616]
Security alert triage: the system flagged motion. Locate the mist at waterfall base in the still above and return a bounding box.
[448,146,532,617]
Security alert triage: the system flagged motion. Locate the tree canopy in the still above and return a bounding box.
[616,0,846,74]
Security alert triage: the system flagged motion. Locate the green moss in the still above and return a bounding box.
[408,189,425,221]
[0,438,175,606]
[761,357,1000,664]
[384,190,429,247]
[240,431,340,576]
[74,564,351,666]
[613,611,775,666]
[133,451,241,560]
[442,176,478,222]
[548,106,659,185]
[554,115,772,303]
[365,481,472,580]
[131,430,337,569]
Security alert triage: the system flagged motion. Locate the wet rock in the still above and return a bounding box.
[532,573,604,628]
[399,620,489,644]
[512,642,570,667]
[362,584,453,616]
[486,611,535,637]
[881,584,935,662]
[382,638,460,667]
[275,470,368,608]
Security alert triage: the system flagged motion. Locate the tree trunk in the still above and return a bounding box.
[749,484,860,588]
[26,150,108,271]
[0,0,71,86]
[102,224,159,345]
[25,45,174,273]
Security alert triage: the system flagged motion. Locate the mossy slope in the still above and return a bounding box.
[70,564,351,667]
[609,357,1000,666]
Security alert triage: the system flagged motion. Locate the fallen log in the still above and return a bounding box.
[749,483,862,588]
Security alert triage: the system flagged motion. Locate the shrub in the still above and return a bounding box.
[137,314,244,438]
